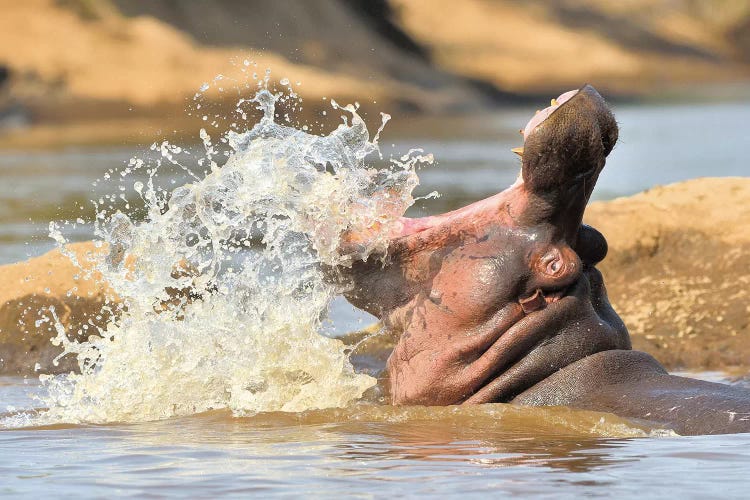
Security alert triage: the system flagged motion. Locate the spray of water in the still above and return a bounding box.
[7,80,432,425]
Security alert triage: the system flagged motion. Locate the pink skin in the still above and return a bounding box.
[385,88,580,243]
[334,86,750,437]
[341,85,627,406]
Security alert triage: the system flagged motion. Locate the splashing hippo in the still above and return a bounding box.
[338,85,750,435]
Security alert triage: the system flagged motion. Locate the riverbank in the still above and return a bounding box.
[2,0,750,146]
[0,177,747,376]
[586,177,750,374]
[0,242,115,375]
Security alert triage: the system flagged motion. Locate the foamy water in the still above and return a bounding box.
[2,81,436,426]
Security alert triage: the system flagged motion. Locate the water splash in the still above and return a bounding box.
[8,85,431,425]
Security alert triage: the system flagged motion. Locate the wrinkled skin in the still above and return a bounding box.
[342,85,626,405]
[337,85,750,435]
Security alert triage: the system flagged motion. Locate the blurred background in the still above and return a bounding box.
[0,0,749,263]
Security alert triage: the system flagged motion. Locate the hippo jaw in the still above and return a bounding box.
[339,85,628,405]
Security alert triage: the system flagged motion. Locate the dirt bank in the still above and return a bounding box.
[585,177,750,373]
[392,0,750,96]
[0,0,489,140]
[0,242,116,375]
[2,0,750,149]
[0,178,748,375]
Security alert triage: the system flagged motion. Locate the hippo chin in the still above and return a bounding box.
[338,84,750,436]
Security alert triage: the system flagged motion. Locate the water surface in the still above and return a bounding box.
[3,375,750,497]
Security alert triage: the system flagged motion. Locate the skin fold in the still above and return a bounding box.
[336,85,750,435]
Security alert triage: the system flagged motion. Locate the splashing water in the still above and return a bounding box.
[8,86,432,425]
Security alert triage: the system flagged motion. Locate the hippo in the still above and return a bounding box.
[337,85,750,436]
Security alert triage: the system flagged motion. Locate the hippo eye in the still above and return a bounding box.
[548,258,562,274]
[539,248,568,276]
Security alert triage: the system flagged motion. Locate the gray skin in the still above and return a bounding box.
[337,84,750,436]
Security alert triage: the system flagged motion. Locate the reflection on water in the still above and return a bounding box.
[0,148,192,263]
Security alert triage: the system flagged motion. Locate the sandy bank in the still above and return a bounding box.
[0,177,748,376]
[585,177,750,373]
[0,243,116,374]
[2,0,750,150]
[392,0,750,96]
[0,0,487,145]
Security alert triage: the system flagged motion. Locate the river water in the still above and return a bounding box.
[1,99,749,497]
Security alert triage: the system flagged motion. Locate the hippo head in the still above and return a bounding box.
[339,84,630,405]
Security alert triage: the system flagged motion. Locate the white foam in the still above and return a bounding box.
[6,86,431,426]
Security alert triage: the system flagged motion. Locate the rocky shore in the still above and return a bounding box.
[0,177,748,376]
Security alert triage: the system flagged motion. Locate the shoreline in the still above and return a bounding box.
[586,177,750,373]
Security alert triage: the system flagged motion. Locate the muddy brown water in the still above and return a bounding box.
[1,100,749,496]
[2,373,750,497]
